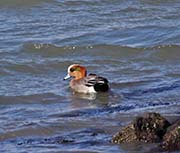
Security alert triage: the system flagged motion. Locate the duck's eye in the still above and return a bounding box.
[70,68,75,72]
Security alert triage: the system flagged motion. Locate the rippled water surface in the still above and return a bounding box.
[0,0,180,152]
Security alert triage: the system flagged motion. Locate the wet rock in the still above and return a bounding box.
[161,120,180,151]
[134,112,171,143]
[112,112,171,144]
[111,124,137,143]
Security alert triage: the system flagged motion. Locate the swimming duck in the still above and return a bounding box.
[64,64,109,93]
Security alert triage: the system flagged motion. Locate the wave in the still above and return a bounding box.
[0,93,63,104]
[1,42,179,76]
[0,0,51,8]
[22,42,180,56]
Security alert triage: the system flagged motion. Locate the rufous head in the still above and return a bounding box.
[64,64,87,80]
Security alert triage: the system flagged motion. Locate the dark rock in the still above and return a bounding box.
[112,112,171,144]
[134,112,171,143]
[161,120,180,151]
[111,124,137,143]
[60,138,74,144]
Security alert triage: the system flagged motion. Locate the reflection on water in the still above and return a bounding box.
[72,92,97,101]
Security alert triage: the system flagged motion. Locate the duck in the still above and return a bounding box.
[64,64,109,93]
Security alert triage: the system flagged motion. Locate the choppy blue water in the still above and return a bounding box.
[0,0,180,152]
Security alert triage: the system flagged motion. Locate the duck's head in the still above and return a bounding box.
[64,64,87,80]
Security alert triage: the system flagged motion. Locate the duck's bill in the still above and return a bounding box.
[63,74,71,80]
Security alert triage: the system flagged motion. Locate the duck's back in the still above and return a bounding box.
[85,74,109,92]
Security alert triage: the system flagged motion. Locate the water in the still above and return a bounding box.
[0,0,180,152]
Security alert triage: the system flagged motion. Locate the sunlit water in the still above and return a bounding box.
[0,0,180,152]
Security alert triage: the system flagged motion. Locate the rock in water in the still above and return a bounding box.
[112,112,171,143]
[112,124,137,144]
[161,120,180,151]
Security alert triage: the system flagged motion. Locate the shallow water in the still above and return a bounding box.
[0,0,180,152]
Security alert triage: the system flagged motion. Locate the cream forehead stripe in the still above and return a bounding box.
[67,64,79,73]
